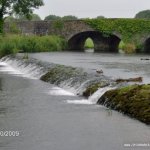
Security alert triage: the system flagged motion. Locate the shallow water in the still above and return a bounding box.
[29,51,150,83]
[0,53,150,150]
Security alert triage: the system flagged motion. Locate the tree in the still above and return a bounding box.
[135,10,150,19]
[44,15,61,21]
[0,0,44,33]
[16,13,41,21]
[96,16,105,19]
[5,16,16,22]
[62,15,78,20]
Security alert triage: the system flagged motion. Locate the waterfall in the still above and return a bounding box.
[67,86,115,105]
[88,86,116,103]
[0,55,115,104]
[0,56,47,79]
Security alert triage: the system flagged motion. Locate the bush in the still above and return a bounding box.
[0,35,67,57]
[122,43,136,54]
[0,35,18,57]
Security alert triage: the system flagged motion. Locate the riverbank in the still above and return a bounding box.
[97,84,150,124]
[0,35,67,58]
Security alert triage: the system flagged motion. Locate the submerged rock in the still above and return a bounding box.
[97,84,150,124]
[116,77,143,83]
[40,65,111,95]
[83,82,109,97]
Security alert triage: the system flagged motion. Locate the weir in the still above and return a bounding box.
[0,55,116,104]
[1,54,150,124]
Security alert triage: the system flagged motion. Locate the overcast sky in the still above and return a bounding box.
[34,0,150,19]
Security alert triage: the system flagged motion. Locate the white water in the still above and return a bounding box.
[0,56,115,105]
[67,86,115,105]
[0,54,150,150]
[47,87,75,96]
[0,61,25,75]
[0,57,46,79]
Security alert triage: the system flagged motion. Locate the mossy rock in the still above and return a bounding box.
[40,64,89,86]
[97,84,150,124]
[83,82,108,97]
[40,65,78,84]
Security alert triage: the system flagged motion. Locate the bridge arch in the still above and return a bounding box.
[68,31,121,52]
[144,37,150,53]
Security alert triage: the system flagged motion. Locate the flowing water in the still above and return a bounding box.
[29,51,150,83]
[0,52,150,150]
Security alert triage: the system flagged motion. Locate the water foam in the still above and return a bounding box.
[0,57,46,79]
[0,61,25,75]
[66,87,115,105]
[0,56,114,103]
[67,99,94,105]
[47,87,75,96]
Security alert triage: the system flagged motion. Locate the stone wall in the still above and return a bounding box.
[4,20,94,39]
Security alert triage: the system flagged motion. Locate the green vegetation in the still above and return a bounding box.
[96,16,105,19]
[44,15,61,21]
[40,65,78,84]
[97,84,150,124]
[53,20,64,30]
[84,38,94,49]
[5,14,41,22]
[135,10,150,19]
[0,0,43,33]
[0,35,67,58]
[5,16,16,22]
[85,18,150,42]
[119,41,136,54]
[83,82,108,97]
[9,22,21,34]
[62,15,78,20]
[16,14,41,21]
[85,18,150,52]
[44,14,78,21]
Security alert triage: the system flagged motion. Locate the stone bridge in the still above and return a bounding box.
[4,20,150,52]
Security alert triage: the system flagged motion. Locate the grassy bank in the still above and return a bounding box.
[0,35,67,58]
[97,84,150,124]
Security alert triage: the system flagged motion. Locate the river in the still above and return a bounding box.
[29,51,150,83]
[0,51,150,150]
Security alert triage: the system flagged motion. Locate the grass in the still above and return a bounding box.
[0,34,67,58]
[119,41,136,54]
[84,38,94,49]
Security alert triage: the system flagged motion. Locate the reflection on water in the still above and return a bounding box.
[84,49,94,53]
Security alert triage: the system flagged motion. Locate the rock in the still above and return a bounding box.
[116,77,142,83]
[97,84,150,124]
[83,82,109,97]
[141,58,150,60]
[96,69,103,74]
